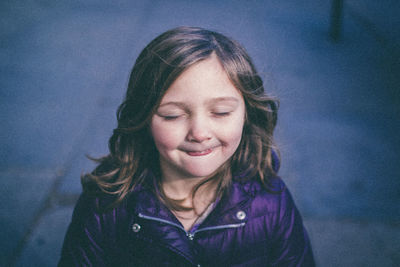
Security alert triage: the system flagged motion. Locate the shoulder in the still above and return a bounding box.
[69,191,131,234]
[59,191,133,266]
[72,191,116,217]
[234,176,297,220]
[233,177,309,242]
[227,176,315,265]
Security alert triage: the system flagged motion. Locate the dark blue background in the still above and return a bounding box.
[1,0,399,266]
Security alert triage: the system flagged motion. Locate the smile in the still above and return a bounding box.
[185,148,213,156]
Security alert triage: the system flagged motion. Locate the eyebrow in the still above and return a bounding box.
[158,97,240,108]
[207,97,240,105]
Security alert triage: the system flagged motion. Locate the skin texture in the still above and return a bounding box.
[150,54,246,201]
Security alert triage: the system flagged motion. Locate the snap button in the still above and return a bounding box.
[236,210,246,220]
[132,223,141,233]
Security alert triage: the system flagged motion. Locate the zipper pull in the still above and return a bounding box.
[187,232,194,240]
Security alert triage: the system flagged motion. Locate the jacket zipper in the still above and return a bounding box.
[137,213,246,240]
[138,213,187,233]
[192,223,246,234]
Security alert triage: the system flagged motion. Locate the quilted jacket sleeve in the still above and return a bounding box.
[270,185,315,267]
[58,193,108,267]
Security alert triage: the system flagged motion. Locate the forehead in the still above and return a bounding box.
[160,55,243,104]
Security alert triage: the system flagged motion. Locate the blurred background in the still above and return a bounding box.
[1,0,399,266]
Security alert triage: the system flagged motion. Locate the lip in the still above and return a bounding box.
[185,148,213,156]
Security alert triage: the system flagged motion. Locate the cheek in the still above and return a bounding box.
[227,126,244,148]
[151,120,183,151]
[218,117,245,148]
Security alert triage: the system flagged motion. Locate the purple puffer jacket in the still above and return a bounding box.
[59,176,315,266]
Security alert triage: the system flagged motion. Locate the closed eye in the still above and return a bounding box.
[212,112,231,117]
[161,115,181,121]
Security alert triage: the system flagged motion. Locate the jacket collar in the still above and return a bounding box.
[127,178,256,229]
[125,177,261,265]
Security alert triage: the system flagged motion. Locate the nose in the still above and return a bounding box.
[186,115,212,143]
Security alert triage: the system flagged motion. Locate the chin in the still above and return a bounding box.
[181,165,221,179]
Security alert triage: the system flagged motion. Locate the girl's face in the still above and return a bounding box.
[151,54,246,182]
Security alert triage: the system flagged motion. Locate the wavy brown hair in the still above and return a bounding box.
[83,26,279,211]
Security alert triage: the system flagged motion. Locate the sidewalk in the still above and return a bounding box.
[1,0,399,266]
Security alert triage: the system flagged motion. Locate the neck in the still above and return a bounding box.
[161,175,218,210]
[161,177,200,199]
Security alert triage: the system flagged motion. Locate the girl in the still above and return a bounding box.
[59,26,315,266]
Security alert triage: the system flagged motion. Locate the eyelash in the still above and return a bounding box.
[212,112,231,117]
[162,115,181,121]
[160,112,231,121]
